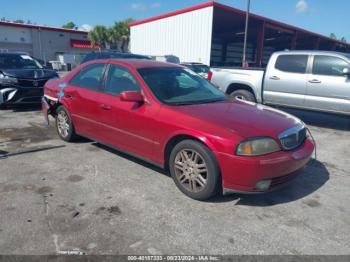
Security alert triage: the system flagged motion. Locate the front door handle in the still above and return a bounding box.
[100,104,111,110]
[270,76,280,80]
[309,79,322,84]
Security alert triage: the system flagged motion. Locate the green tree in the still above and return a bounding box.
[13,19,25,24]
[107,26,120,49]
[62,21,76,29]
[109,18,135,52]
[88,25,109,49]
[340,37,347,43]
[330,33,337,40]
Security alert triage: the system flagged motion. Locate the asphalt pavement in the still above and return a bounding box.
[0,106,349,255]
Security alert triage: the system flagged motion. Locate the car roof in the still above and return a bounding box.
[110,59,183,69]
[0,51,29,56]
[274,50,350,57]
[181,62,207,65]
[85,51,149,57]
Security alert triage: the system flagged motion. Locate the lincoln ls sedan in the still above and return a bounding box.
[42,59,315,200]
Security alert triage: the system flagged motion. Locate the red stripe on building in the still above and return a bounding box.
[71,39,99,49]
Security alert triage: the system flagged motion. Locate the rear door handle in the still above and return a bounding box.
[309,79,322,84]
[100,104,111,110]
[270,76,280,80]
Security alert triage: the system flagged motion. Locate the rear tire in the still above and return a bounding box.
[169,140,221,200]
[55,106,77,142]
[230,89,256,102]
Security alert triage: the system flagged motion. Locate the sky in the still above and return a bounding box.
[1,0,349,40]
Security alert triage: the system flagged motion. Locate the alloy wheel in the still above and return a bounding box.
[174,149,208,193]
[57,110,70,138]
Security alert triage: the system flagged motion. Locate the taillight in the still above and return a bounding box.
[207,71,213,81]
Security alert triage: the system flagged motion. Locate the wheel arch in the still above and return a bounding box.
[226,82,256,98]
[48,99,69,117]
[163,132,217,171]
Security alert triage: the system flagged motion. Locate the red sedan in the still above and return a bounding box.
[42,59,314,200]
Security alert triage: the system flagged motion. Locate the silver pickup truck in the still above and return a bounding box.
[210,50,350,115]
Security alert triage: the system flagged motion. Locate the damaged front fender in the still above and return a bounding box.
[41,96,53,126]
[41,95,59,125]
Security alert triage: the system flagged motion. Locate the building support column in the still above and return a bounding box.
[314,38,321,50]
[255,21,265,67]
[221,40,228,66]
[331,43,337,51]
[291,31,298,50]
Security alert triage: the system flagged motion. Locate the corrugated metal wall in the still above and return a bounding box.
[130,6,214,65]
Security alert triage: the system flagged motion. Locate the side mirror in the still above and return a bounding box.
[120,91,144,103]
[343,68,350,76]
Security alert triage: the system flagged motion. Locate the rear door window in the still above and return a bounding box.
[104,64,141,96]
[275,55,308,74]
[70,63,106,91]
[312,55,349,76]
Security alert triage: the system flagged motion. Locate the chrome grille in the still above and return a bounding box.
[279,124,307,150]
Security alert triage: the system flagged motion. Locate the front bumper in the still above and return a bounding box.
[0,86,43,105]
[217,138,315,193]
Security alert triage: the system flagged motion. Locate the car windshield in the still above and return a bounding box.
[345,54,350,60]
[0,54,43,69]
[190,64,210,74]
[138,67,227,105]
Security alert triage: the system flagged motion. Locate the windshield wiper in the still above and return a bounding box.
[169,102,195,106]
[203,99,226,104]
[169,99,226,106]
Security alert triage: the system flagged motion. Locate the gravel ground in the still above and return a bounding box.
[0,106,349,255]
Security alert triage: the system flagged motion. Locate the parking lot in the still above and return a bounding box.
[0,106,349,255]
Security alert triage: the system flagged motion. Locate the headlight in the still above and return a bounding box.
[0,73,18,85]
[236,137,280,156]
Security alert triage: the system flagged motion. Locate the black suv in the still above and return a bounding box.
[81,51,151,64]
[0,52,58,107]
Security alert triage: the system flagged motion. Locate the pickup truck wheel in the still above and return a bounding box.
[169,140,221,201]
[230,90,256,102]
[55,106,77,142]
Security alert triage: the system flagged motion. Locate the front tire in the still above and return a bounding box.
[230,89,256,102]
[169,140,221,200]
[55,106,77,142]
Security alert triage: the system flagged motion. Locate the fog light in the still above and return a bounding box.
[255,180,271,191]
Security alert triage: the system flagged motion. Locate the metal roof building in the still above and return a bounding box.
[129,1,350,67]
[0,21,98,63]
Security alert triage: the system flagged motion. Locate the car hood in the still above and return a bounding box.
[0,69,58,79]
[173,99,302,139]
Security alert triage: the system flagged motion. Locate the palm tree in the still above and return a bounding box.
[110,18,135,52]
[107,27,120,50]
[329,33,337,40]
[88,25,109,50]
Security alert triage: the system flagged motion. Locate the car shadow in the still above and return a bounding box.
[92,142,168,176]
[211,160,329,206]
[276,107,350,131]
[5,104,42,112]
[92,142,329,205]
